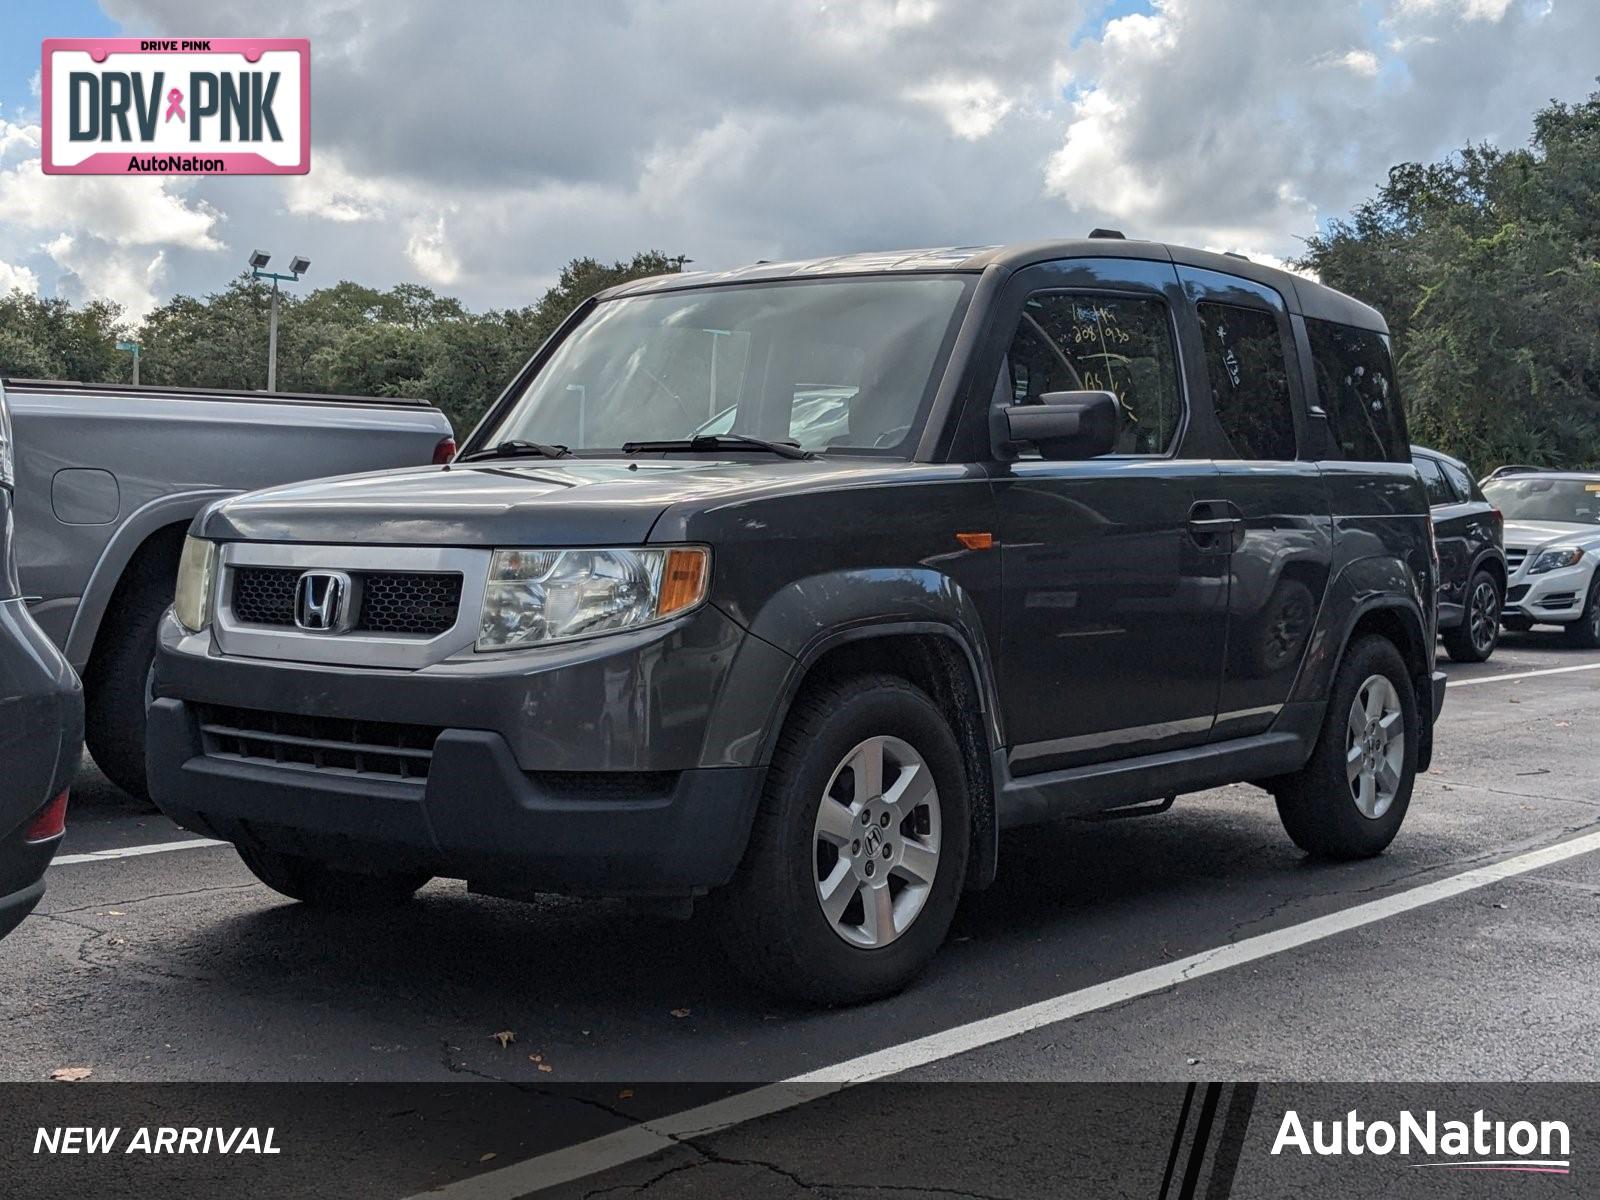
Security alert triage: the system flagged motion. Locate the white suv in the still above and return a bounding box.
[1481,468,1600,646]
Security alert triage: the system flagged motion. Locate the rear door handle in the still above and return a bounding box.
[1187,500,1244,549]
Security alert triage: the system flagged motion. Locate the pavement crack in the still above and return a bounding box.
[438,1038,504,1082]
[42,882,260,917]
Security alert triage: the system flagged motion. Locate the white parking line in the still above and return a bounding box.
[1448,661,1600,688]
[412,827,1600,1200]
[51,838,225,867]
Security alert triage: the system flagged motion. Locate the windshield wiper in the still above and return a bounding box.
[620,434,815,461]
[458,439,573,462]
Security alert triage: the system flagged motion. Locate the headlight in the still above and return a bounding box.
[173,536,218,632]
[477,546,709,650]
[1529,546,1584,575]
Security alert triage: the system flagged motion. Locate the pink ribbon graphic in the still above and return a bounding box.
[164,88,185,123]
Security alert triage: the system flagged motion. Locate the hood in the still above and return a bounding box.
[1502,519,1600,550]
[200,457,906,546]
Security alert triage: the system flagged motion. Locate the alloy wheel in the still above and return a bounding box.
[1469,579,1500,655]
[1345,674,1406,819]
[811,735,942,949]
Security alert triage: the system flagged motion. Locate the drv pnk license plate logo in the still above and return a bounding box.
[42,38,309,175]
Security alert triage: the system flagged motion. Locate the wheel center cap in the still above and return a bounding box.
[864,826,884,857]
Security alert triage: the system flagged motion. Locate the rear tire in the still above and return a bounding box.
[714,673,970,1006]
[83,550,176,804]
[1441,570,1501,662]
[1274,635,1417,860]
[237,845,430,908]
[1561,577,1600,649]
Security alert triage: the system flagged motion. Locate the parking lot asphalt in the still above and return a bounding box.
[5,630,1600,1088]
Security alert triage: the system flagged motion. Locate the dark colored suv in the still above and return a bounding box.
[149,240,1446,1003]
[0,390,83,941]
[1412,445,1505,662]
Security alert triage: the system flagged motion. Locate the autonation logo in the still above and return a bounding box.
[1273,1108,1571,1175]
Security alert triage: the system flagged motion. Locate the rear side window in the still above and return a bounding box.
[1306,317,1408,462]
[1004,292,1182,455]
[1412,454,1455,506]
[1195,302,1297,460]
[1440,458,1477,502]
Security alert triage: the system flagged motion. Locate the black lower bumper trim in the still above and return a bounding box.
[0,877,45,941]
[148,698,766,898]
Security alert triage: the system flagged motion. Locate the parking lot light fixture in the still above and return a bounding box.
[249,251,311,393]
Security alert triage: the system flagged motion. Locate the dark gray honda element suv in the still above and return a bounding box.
[150,239,1446,1003]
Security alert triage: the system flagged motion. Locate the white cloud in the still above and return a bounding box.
[44,234,170,319]
[0,258,39,295]
[1395,0,1515,21]
[0,159,221,251]
[1316,48,1381,76]
[405,215,461,285]
[906,77,1016,140]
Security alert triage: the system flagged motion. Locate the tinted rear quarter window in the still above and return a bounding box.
[1412,454,1455,506]
[1439,458,1478,502]
[1306,317,1408,462]
[1196,301,1297,460]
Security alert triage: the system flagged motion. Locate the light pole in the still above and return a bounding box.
[115,339,141,386]
[248,250,310,392]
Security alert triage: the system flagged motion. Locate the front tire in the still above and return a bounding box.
[1441,570,1502,662]
[237,845,430,908]
[83,555,174,804]
[1562,576,1600,649]
[1274,636,1418,860]
[714,673,970,1005]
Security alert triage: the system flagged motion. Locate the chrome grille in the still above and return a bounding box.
[197,704,442,782]
[1506,548,1529,572]
[230,567,300,626]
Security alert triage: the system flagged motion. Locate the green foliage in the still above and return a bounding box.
[0,252,682,437]
[1298,86,1600,474]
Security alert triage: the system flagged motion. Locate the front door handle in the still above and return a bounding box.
[1187,501,1244,550]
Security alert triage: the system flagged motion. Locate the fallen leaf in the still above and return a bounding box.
[528,1053,542,1063]
[105,911,125,917]
[1555,721,1571,728]
[50,1067,92,1082]
[670,1008,691,1019]
[479,1152,498,1163]
[492,1031,515,1049]
[618,1089,634,1100]
[537,1064,552,1073]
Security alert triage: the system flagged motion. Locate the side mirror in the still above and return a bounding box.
[996,390,1119,461]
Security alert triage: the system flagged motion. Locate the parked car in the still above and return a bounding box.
[1480,467,1600,645]
[1412,445,1505,662]
[2,378,454,800]
[148,239,1445,1003]
[0,389,83,942]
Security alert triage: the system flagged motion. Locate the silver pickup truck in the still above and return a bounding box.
[3,378,454,799]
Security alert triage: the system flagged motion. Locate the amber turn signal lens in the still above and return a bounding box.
[956,531,994,551]
[657,547,710,616]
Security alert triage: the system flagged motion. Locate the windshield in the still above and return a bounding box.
[1483,477,1600,525]
[483,276,971,455]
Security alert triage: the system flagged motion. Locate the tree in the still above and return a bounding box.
[1298,86,1600,473]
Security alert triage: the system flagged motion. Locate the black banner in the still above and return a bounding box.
[0,1083,1589,1198]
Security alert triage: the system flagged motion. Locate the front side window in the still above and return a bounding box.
[1196,301,1297,460]
[1306,317,1408,462]
[1440,458,1477,502]
[1002,292,1182,455]
[486,277,970,455]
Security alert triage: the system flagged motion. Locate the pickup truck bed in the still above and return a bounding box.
[3,377,454,799]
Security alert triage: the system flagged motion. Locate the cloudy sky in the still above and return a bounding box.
[1,0,1596,319]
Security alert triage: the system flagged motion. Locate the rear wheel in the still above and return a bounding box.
[237,845,430,908]
[1274,635,1417,859]
[714,673,970,1005]
[1561,577,1600,649]
[1441,570,1501,662]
